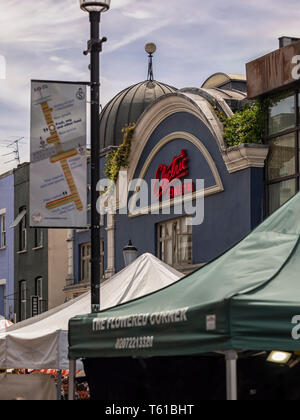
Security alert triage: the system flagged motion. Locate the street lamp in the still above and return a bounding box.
[123,240,138,267]
[80,0,110,313]
[80,1,111,12]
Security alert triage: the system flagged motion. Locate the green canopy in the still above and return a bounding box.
[69,193,300,360]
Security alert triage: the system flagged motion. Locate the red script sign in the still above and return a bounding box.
[153,150,191,200]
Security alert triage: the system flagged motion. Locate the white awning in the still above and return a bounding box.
[10,209,26,228]
[0,253,183,369]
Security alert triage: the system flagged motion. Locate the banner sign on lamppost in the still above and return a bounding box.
[30,80,87,228]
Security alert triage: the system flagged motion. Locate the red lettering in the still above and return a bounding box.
[166,182,195,199]
[153,150,193,200]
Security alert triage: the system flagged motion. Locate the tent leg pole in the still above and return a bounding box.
[57,370,62,401]
[69,359,76,401]
[225,350,238,401]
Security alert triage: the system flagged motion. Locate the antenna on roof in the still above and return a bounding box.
[0,136,24,165]
[145,43,157,82]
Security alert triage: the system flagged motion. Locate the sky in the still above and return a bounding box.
[0,0,300,174]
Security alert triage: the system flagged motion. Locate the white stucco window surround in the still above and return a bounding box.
[10,208,26,228]
[11,208,27,253]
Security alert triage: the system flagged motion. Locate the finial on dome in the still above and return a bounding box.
[145,43,157,82]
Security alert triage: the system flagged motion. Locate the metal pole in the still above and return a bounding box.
[69,359,76,401]
[225,350,238,401]
[57,370,62,401]
[90,11,101,313]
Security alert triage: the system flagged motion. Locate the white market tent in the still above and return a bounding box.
[0,316,13,330]
[0,254,182,370]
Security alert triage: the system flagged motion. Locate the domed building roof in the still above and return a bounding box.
[100,80,177,150]
[201,73,247,93]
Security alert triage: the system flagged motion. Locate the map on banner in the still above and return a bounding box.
[30,81,87,228]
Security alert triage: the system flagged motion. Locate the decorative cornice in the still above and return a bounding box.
[63,281,89,292]
[222,144,269,173]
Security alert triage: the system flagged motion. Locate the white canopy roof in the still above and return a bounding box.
[0,254,182,370]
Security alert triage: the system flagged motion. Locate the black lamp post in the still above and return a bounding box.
[123,240,138,267]
[80,0,110,313]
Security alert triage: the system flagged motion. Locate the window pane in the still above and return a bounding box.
[180,217,187,234]
[180,217,192,234]
[165,238,173,266]
[178,235,193,264]
[269,179,296,214]
[36,279,42,298]
[157,217,193,267]
[165,222,172,239]
[159,241,164,260]
[0,215,5,248]
[21,302,26,321]
[159,240,165,261]
[34,229,43,248]
[268,133,296,180]
[20,282,26,321]
[159,225,165,238]
[269,93,295,135]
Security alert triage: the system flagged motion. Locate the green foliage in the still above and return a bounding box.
[215,94,286,147]
[219,102,266,147]
[105,123,136,183]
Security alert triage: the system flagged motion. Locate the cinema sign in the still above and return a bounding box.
[128,131,224,217]
[153,150,195,200]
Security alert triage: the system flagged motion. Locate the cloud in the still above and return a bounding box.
[111,0,136,9]
[123,10,155,20]
[0,0,83,48]
[49,56,87,79]
[1,0,300,174]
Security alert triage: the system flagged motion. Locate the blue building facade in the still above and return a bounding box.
[99,86,268,276]
[111,110,266,274]
[68,73,269,297]
[0,171,14,320]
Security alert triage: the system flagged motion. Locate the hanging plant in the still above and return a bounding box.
[105,122,136,183]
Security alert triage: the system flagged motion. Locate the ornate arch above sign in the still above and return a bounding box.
[126,93,226,185]
[128,131,224,217]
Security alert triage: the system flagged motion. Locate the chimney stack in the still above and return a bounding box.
[279,36,300,48]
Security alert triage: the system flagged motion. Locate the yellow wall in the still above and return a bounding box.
[48,229,68,309]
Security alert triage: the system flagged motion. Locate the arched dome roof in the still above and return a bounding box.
[100,80,177,150]
[201,73,246,92]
